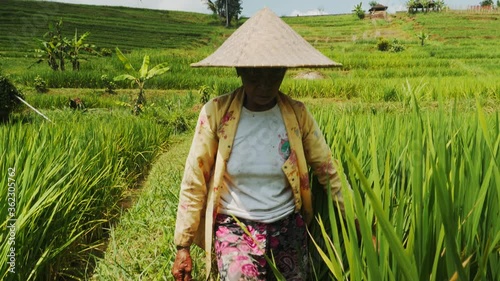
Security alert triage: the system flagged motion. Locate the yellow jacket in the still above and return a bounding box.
[174,87,345,278]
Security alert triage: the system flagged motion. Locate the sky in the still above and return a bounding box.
[43,0,482,17]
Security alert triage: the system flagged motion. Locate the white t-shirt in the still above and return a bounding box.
[219,104,295,223]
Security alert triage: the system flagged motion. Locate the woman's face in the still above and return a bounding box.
[237,67,287,112]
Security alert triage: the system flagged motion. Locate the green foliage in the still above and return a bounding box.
[0,75,23,122]
[34,19,66,71]
[376,38,390,51]
[417,31,429,46]
[166,111,190,133]
[198,84,215,104]
[92,136,206,280]
[480,0,494,6]
[99,48,113,57]
[67,29,97,71]
[0,109,172,280]
[407,0,445,13]
[308,99,500,280]
[375,38,405,52]
[100,75,116,94]
[114,47,170,115]
[33,75,48,93]
[2,2,497,100]
[34,19,97,71]
[205,0,242,26]
[352,2,366,19]
[389,38,405,52]
[369,1,378,7]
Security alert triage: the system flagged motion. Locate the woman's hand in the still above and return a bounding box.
[172,247,193,281]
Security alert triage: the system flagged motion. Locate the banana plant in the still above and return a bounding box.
[352,2,365,19]
[33,20,98,71]
[417,31,429,46]
[114,47,170,115]
[68,29,96,71]
[34,19,67,71]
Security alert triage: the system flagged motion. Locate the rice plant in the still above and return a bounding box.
[308,95,500,280]
[0,109,173,280]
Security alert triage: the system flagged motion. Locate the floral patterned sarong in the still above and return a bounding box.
[214,213,309,281]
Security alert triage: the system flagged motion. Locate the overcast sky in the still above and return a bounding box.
[43,0,482,17]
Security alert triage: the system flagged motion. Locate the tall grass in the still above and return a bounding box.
[0,109,173,280]
[308,96,500,280]
[92,135,207,280]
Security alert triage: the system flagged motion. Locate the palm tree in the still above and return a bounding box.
[203,0,242,26]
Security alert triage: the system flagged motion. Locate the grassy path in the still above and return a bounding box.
[92,134,205,280]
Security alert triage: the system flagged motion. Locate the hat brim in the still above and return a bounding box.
[191,8,342,68]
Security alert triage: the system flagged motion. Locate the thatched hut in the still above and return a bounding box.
[369,4,388,19]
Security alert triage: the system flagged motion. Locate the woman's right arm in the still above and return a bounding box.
[174,103,219,247]
[172,103,219,280]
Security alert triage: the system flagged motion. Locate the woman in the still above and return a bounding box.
[172,7,349,281]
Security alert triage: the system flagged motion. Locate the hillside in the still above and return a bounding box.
[0,0,226,53]
[0,1,499,100]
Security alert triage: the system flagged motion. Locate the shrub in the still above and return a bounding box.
[383,87,398,101]
[389,39,406,52]
[377,38,390,51]
[198,85,213,104]
[101,74,116,94]
[0,75,24,122]
[100,47,113,57]
[34,75,48,93]
[377,38,405,53]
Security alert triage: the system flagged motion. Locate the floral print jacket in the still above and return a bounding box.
[174,87,346,278]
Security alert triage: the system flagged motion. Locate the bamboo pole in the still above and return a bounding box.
[14,94,54,123]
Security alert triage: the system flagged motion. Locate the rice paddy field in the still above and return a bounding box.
[0,1,499,280]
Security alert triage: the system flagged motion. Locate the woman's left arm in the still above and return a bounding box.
[300,106,375,245]
[300,106,348,213]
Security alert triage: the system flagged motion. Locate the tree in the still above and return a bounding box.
[352,2,366,19]
[421,0,430,12]
[369,1,378,7]
[204,0,217,14]
[35,19,67,71]
[435,0,446,11]
[34,19,97,71]
[203,0,242,26]
[114,47,170,115]
[480,0,493,6]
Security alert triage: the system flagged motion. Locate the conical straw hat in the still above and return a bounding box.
[191,7,341,68]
